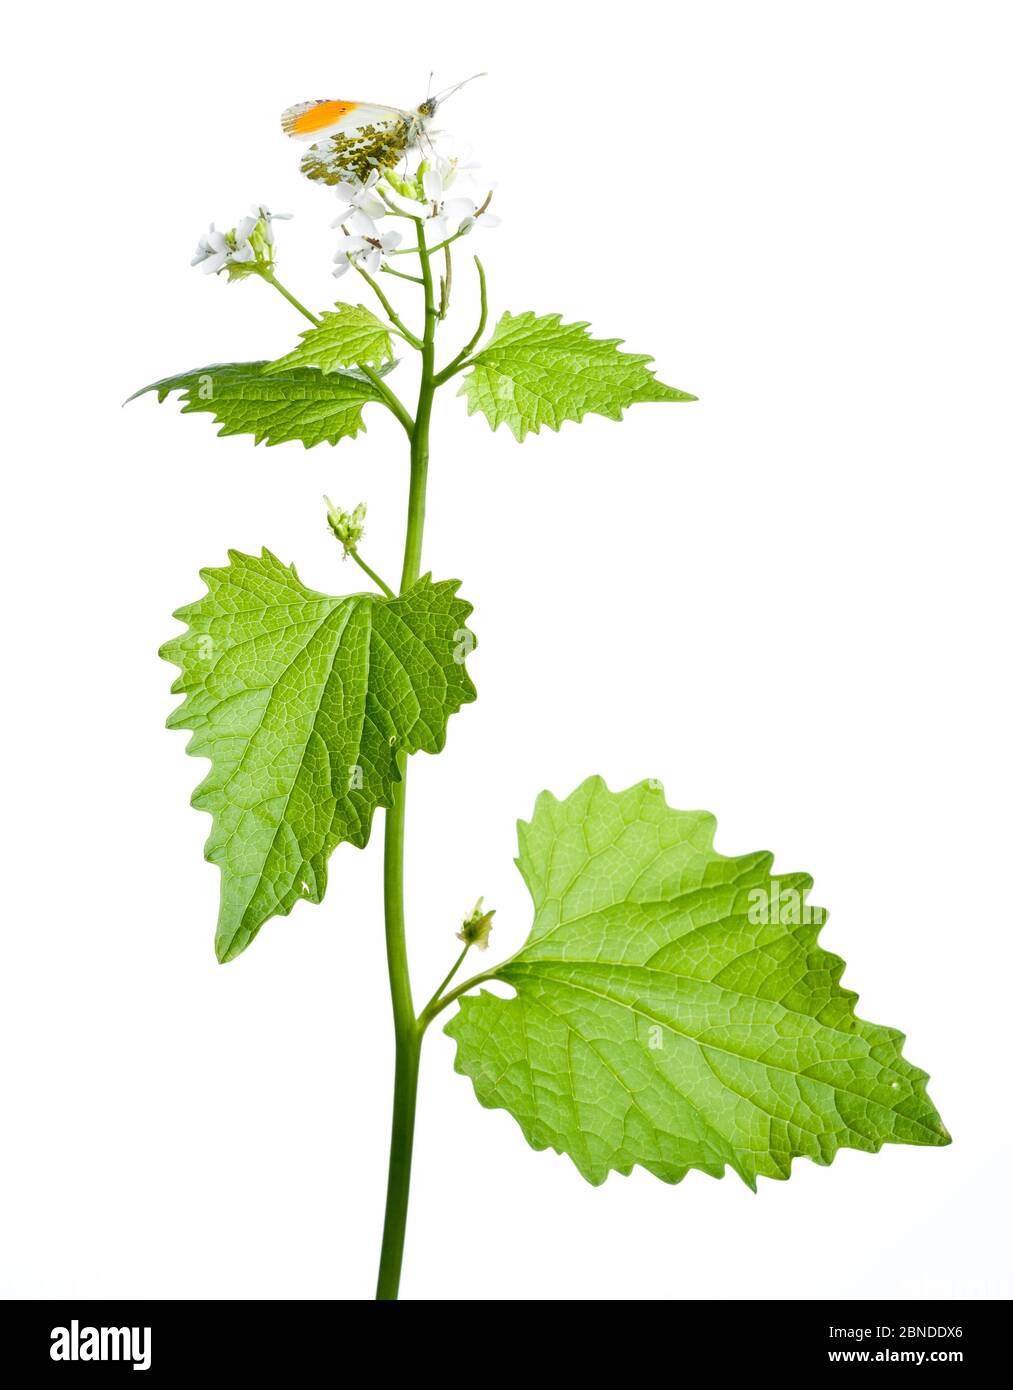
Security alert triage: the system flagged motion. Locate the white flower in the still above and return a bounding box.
[190,224,230,274]
[330,172,388,228]
[422,139,484,190]
[333,229,402,278]
[386,162,498,244]
[190,217,258,273]
[191,205,292,275]
[251,203,293,246]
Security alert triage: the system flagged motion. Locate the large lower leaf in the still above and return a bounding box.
[127,361,387,448]
[161,551,476,961]
[446,777,949,1187]
[459,311,696,441]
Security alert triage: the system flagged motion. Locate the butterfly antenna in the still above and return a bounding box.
[432,72,487,107]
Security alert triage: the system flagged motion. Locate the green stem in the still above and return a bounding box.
[352,261,423,349]
[357,362,415,437]
[376,218,438,1302]
[417,964,500,1034]
[399,221,437,589]
[438,243,453,319]
[390,226,468,259]
[382,264,425,285]
[376,767,421,1301]
[421,944,470,1019]
[350,550,395,599]
[260,269,320,325]
[435,257,488,384]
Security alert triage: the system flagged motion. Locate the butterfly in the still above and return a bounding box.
[281,75,485,186]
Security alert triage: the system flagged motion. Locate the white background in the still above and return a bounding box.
[3,0,1011,1301]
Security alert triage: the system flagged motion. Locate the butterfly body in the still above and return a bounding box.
[282,79,480,186]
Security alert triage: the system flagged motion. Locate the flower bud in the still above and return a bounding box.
[456,897,495,950]
[324,498,367,554]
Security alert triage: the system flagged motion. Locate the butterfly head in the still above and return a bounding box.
[417,72,485,122]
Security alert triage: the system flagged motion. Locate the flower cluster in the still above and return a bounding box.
[190,204,292,277]
[331,175,404,278]
[324,498,367,556]
[331,154,498,279]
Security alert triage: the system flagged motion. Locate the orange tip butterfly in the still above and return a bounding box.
[281,74,485,186]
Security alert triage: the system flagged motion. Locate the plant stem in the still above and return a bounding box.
[352,260,423,349]
[356,362,415,437]
[376,764,421,1301]
[417,964,501,1033]
[400,221,437,590]
[350,550,395,599]
[438,243,453,319]
[421,944,470,1018]
[376,218,437,1302]
[382,264,425,285]
[260,270,320,326]
[435,257,488,384]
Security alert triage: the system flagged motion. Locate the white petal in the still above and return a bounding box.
[334,235,367,259]
[207,230,227,252]
[347,209,379,238]
[456,216,475,236]
[363,248,382,273]
[387,191,427,217]
[235,216,256,242]
[359,194,388,219]
[230,243,255,263]
[427,216,449,245]
[422,168,444,202]
[379,229,403,251]
[202,251,228,274]
[443,197,475,228]
[480,212,502,227]
[332,258,351,278]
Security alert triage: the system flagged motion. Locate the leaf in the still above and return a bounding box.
[445,776,949,1188]
[160,550,476,962]
[265,303,394,373]
[458,311,696,441]
[126,361,388,448]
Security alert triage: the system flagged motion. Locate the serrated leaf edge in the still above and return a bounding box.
[445,774,950,1187]
[159,550,476,959]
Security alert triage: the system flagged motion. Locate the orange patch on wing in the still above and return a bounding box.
[284,100,358,136]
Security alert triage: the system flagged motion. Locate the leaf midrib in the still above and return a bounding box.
[216,596,359,935]
[499,962,937,1139]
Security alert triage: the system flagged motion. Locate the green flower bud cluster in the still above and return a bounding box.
[324,498,367,555]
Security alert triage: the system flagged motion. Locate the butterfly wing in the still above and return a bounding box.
[281,100,405,141]
[281,99,420,185]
